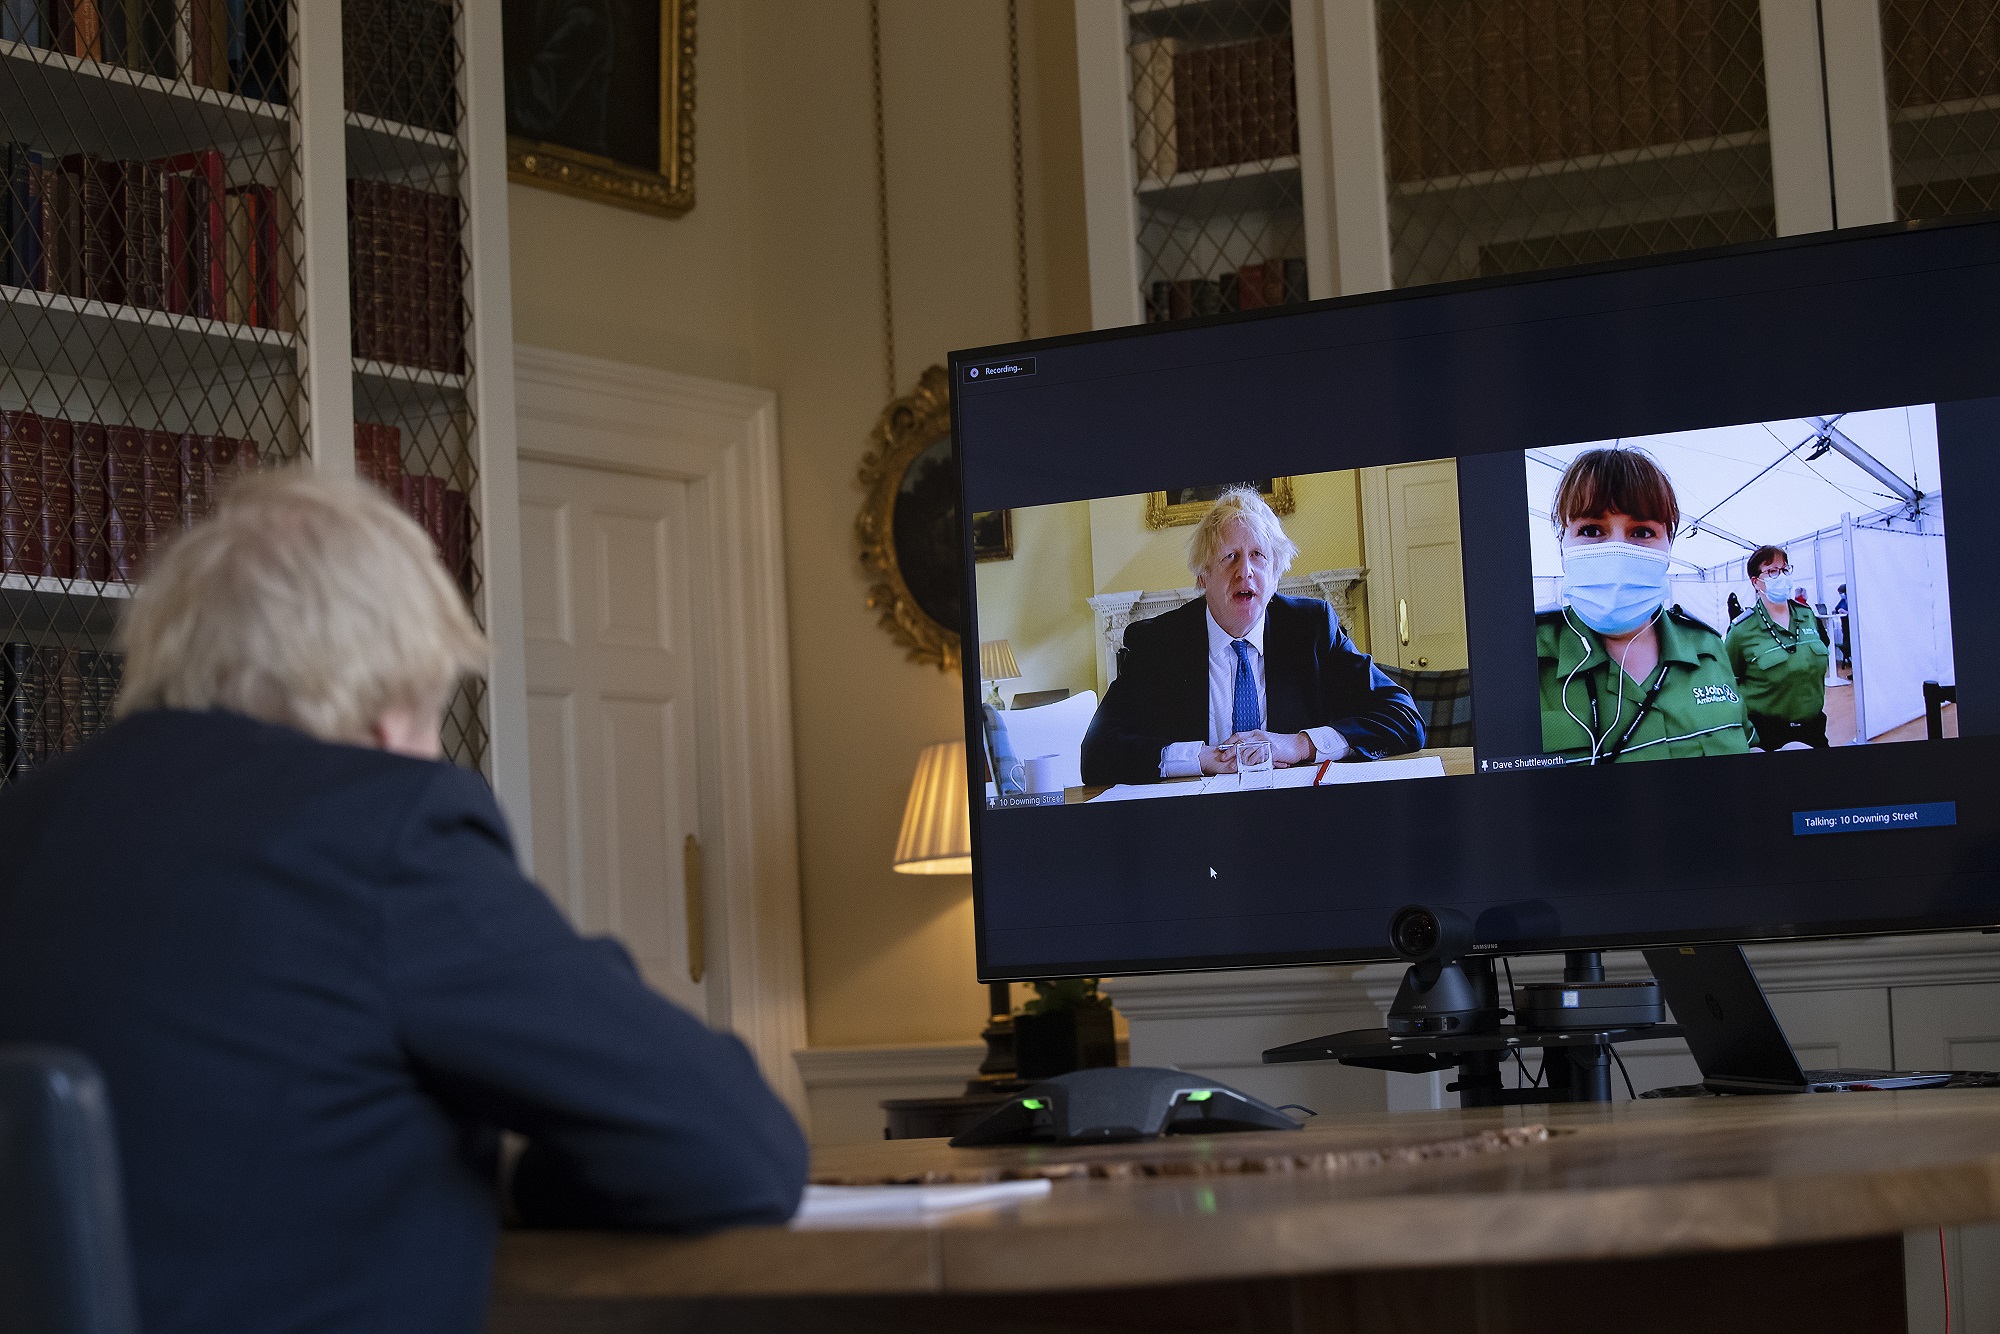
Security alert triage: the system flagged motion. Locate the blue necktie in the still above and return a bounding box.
[1230,639,1261,734]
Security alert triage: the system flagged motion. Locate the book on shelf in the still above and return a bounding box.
[346,178,462,374]
[2,1,287,103]
[1153,34,1297,176]
[1131,36,1180,182]
[1377,0,1766,184]
[1881,0,2000,111]
[1145,257,1308,324]
[0,143,277,330]
[342,0,456,133]
[0,641,124,786]
[0,408,256,584]
[354,420,472,595]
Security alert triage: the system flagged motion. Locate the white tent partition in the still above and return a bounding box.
[1851,525,1955,740]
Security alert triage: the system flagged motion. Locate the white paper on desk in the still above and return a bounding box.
[790,1180,1052,1227]
[1088,755,1446,802]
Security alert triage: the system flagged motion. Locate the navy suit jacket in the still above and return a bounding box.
[0,709,807,1334]
[1080,595,1424,787]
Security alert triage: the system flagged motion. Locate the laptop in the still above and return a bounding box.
[1642,945,1953,1093]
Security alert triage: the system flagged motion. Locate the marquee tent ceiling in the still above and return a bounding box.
[1525,404,1940,578]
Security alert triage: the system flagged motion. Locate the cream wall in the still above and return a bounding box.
[973,502,1097,704]
[1087,472,1366,598]
[507,0,1091,1047]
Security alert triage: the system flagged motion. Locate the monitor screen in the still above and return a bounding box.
[952,218,2000,981]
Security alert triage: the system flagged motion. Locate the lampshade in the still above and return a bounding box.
[893,740,972,875]
[979,639,1022,683]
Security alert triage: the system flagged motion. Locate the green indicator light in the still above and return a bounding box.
[1020,1098,1045,1111]
[1186,1090,1214,1102]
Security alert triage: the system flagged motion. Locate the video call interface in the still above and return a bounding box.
[955,222,2000,980]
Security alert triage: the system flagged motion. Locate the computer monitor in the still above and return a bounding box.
[953,216,2000,984]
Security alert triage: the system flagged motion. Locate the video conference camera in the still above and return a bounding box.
[1384,904,1500,1036]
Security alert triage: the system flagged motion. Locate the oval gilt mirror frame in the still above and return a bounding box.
[856,365,961,672]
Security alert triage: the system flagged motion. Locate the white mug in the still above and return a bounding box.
[1023,754,1066,794]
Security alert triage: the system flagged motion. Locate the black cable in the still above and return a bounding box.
[1610,1044,1637,1101]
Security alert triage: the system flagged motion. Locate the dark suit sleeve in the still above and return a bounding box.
[1311,606,1426,759]
[1079,615,1199,786]
[378,765,807,1232]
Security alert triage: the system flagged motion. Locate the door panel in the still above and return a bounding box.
[1380,460,1469,672]
[520,458,708,1018]
[525,690,582,923]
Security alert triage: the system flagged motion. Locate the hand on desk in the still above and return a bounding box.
[1201,730,1315,774]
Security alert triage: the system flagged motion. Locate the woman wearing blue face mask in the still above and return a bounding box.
[1723,545,1832,750]
[1537,449,1753,763]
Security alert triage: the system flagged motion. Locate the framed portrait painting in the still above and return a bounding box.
[1145,478,1296,528]
[503,0,696,217]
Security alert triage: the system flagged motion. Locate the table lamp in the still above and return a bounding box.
[979,639,1021,709]
[890,741,1021,1090]
[892,740,971,875]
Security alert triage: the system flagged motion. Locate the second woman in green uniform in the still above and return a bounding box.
[1723,545,1831,750]
[1537,449,1752,764]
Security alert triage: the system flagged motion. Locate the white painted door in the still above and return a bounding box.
[518,457,711,1018]
[1368,460,1469,672]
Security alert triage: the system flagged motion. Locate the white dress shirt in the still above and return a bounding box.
[1158,607,1350,777]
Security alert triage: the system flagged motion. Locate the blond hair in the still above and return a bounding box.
[1186,487,1298,580]
[116,468,488,744]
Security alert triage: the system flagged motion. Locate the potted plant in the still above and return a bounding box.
[1012,979,1117,1080]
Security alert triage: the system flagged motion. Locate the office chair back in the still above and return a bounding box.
[0,1047,139,1334]
[1382,667,1474,749]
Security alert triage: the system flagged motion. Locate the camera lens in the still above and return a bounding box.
[1392,908,1438,957]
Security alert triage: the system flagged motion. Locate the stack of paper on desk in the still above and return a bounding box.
[790,1179,1052,1228]
[1088,754,1447,802]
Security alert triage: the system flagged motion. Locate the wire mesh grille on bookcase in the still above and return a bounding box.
[342,0,482,774]
[1375,0,1776,289]
[1881,0,2000,221]
[0,0,303,787]
[1126,0,1308,324]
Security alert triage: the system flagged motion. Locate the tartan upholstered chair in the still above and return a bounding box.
[1381,667,1474,749]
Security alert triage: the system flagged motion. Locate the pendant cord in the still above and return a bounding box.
[870,0,896,401]
[1007,0,1030,342]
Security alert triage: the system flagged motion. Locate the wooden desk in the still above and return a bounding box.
[489,1092,2000,1332]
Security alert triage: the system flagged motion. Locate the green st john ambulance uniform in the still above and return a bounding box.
[1537,606,1753,763]
[1723,599,1829,748]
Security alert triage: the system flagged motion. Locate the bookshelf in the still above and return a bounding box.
[1116,0,1324,324]
[1079,0,2000,320]
[0,0,529,836]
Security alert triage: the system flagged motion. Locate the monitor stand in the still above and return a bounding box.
[1263,950,1679,1107]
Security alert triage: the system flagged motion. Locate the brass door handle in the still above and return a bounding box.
[683,833,706,985]
[1417,657,1429,667]
[1398,598,1410,646]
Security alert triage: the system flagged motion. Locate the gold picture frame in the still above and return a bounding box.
[505,0,697,218]
[1145,478,1296,529]
[856,366,960,672]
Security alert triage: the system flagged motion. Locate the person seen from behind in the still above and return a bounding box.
[0,470,807,1334]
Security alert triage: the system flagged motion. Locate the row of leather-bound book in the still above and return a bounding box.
[1375,0,1767,183]
[1,144,282,328]
[0,408,261,584]
[0,643,124,786]
[1131,33,1300,180]
[4,0,289,103]
[354,420,472,596]
[348,179,464,374]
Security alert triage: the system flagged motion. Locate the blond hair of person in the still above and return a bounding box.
[1185,486,1299,580]
[116,468,488,745]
